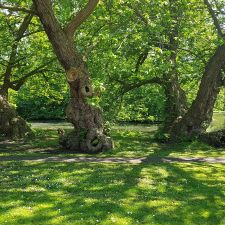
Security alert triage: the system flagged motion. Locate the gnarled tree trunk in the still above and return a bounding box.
[0,95,32,139]
[33,0,113,153]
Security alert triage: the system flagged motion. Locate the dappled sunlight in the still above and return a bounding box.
[207,112,225,132]
[0,124,225,224]
[155,141,225,158]
[0,161,224,224]
[1,124,225,158]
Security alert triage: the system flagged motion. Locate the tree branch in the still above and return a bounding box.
[15,13,34,41]
[135,48,149,73]
[64,0,99,36]
[121,77,164,95]
[204,0,224,38]
[10,59,55,90]
[2,12,34,88]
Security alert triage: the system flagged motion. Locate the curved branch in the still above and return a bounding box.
[9,59,55,90]
[121,77,164,95]
[64,0,99,36]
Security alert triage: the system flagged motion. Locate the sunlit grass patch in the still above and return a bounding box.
[207,112,225,132]
[0,124,225,158]
[0,161,224,225]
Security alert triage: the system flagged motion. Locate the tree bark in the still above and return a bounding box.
[169,43,225,139]
[33,0,113,152]
[162,78,187,132]
[161,0,187,132]
[0,96,32,139]
[0,85,9,100]
[0,12,34,138]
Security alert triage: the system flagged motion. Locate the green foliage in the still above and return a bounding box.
[14,74,69,120]
[1,0,225,123]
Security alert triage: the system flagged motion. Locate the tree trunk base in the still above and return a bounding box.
[0,96,33,139]
[58,129,113,153]
[200,129,225,147]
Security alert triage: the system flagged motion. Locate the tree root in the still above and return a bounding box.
[58,128,113,153]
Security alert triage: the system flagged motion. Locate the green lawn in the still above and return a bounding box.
[0,119,225,224]
[207,112,225,132]
[0,161,224,225]
[0,125,225,158]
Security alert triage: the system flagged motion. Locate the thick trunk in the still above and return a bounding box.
[169,43,225,139]
[160,0,188,132]
[33,0,113,152]
[0,85,9,100]
[60,65,113,153]
[0,96,32,139]
[162,79,187,132]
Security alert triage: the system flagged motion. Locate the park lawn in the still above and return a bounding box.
[0,161,225,225]
[0,124,225,224]
[0,125,225,158]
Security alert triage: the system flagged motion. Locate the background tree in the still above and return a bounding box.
[169,0,225,139]
[0,1,58,138]
[0,4,36,138]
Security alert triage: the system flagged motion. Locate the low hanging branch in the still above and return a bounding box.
[64,0,99,36]
[9,59,55,91]
[121,77,163,95]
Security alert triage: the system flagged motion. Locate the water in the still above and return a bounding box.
[30,112,225,132]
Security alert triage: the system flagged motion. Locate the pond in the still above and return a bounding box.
[30,112,225,132]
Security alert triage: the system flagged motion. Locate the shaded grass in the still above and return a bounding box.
[0,123,225,224]
[0,161,224,225]
[0,125,225,158]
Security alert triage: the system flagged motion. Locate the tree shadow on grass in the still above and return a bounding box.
[0,160,224,225]
[0,128,160,157]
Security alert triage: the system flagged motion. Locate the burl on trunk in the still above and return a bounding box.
[33,0,113,153]
[0,96,32,138]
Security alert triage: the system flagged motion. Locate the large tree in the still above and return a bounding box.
[97,0,225,142]
[0,2,56,138]
[168,0,225,140]
[0,6,35,138]
[32,0,113,152]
